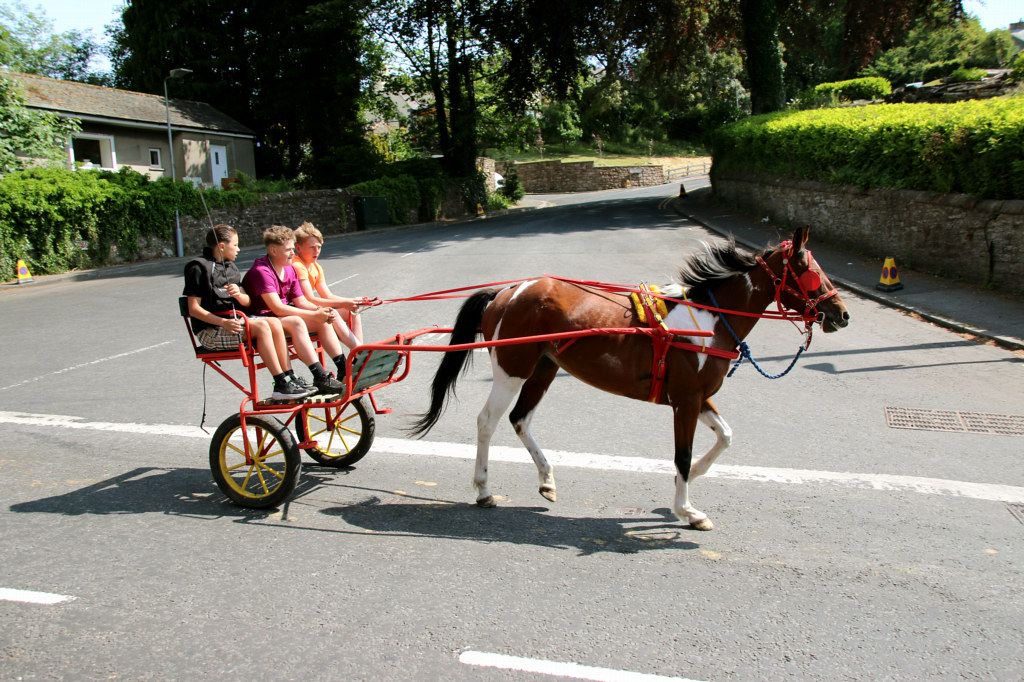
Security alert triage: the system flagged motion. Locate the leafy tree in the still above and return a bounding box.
[0,73,79,175]
[863,11,1017,84]
[0,1,110,84]
[368,0,487,176]
[110,1,379,186]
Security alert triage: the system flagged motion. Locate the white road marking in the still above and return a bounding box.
[327,274,358,287]
[2,410,1022,504]
[0,341,172,392]
[0,588,76,605]
[459,651,704,682]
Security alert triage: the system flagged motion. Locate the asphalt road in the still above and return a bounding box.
[2,182,1022,681]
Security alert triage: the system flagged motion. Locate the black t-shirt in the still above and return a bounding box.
[182,248,242,333]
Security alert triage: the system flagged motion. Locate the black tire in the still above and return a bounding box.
[209,414,301,509]
[296,397,375,468]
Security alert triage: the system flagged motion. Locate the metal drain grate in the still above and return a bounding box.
[1009,504,1024,525]
[884,407,1024,436]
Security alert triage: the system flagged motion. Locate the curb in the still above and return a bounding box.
[669,197,1024,353]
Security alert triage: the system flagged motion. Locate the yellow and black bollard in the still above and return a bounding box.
[876,257,903,292]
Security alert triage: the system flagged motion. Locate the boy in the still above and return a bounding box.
[241,225,347,394]
[292,222,363,350]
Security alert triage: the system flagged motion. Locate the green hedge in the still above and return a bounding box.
[712,96,1024,199]
[346,174,421,224]
[0,166,277,278]
[813,77,892,102]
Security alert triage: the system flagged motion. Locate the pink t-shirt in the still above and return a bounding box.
[242,255,303,316]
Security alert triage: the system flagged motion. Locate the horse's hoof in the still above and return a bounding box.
[539,486,557,503]
[690,518,714,531]
[476,496,497,508]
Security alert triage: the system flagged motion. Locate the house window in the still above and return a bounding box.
[149,148,162,168]
[70,134,116,169]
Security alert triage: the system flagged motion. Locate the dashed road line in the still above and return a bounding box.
[459,651,704,682]
[2,410,1022,504]
[0,341,172,392]
[327,274,359,287]
[0,588,76,605]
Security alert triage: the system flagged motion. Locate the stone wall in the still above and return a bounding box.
[180,189,355,255]
[713,173,1024,294]
[502,160,665,193]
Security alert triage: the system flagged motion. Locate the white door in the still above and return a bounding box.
[210,145,229,187]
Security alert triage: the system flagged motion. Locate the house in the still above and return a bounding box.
[1011,21,1024,52]
[6,71,256,187]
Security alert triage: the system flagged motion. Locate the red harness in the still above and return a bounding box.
[358,250,839,404]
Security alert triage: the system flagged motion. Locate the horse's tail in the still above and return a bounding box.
[408,288,500,437]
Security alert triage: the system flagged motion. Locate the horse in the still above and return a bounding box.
[410,226,850,530]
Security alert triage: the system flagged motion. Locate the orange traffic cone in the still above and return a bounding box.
[876,257,903,292]
[16,259,33,285]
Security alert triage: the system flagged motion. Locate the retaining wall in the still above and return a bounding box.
[179,189,355,255]
[713,173,1024,294]
[502,160,665,193]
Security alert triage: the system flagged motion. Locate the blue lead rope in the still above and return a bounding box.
[707,291,806,380]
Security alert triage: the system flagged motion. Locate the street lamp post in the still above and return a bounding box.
[164,68,193,258]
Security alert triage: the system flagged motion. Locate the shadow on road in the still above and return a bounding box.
[319,486,699,556]
[8,465,700,556]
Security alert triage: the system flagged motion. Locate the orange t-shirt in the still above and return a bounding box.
[291,258,324,293]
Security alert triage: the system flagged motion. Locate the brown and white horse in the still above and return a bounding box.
[411,227,849,530]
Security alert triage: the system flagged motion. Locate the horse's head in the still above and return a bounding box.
[766,227,850,333]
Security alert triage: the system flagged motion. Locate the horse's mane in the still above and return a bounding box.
[677,239,772,299]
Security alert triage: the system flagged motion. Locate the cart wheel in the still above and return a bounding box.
[209,414,301,509]
[296,397,375,468]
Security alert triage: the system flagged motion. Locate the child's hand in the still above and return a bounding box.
[335,298,358,312]
[221,317,244,334]
[225,283,241,298]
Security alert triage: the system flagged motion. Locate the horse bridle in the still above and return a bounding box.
[755,240,839,329]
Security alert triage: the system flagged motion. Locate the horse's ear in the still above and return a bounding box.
[792,226,810,254]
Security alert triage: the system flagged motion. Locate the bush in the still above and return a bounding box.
[920,60,964,83]
[1012,52,1024,83]
[813,77,892,102]
[949,67,987,83]
[486,192,512,211]
[0,167,185,276]
[345,174,420,224]
[499,167,525,202]
[712,96,1024,199]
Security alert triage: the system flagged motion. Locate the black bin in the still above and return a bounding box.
[353,196,389,231]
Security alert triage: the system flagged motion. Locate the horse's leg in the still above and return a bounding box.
[689,399,733,479]
[672,398,714,530]
[474,357,526,508]
[508,355,559,503]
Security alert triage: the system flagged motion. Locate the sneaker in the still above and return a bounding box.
[271,379,313,401]
[313,372,345,395]
[288,374,314,391]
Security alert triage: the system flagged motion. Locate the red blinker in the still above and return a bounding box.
[798,270,821,292]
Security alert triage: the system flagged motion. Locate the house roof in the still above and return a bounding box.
[3,71,254,137]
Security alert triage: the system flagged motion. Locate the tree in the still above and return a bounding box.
[0,73,78,175]
[0,1,110,84]
[368,0,487,177]
[862,10,1015,84]
[110,1,379,185]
